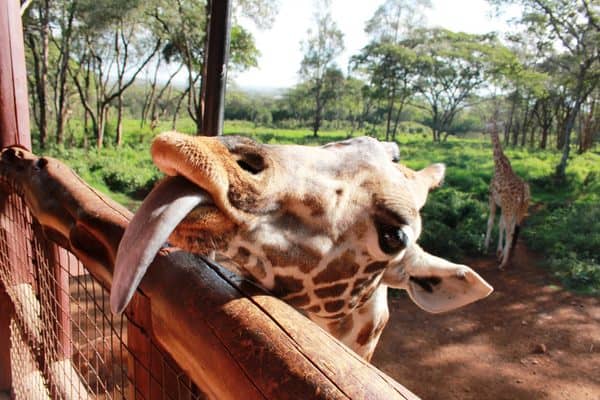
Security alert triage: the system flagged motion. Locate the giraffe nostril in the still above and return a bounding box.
[1,148,17,162]
[34,157,48,171]
[236,152,266,175]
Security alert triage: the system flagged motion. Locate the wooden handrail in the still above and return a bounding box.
[0,147,419,399]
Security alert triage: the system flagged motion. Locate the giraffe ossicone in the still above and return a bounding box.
[111,132,493,360]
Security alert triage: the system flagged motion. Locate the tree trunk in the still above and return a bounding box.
[555,103,569,150]
[529,127,536,148]
[96,107,108,149]
[578,97,596,153]
[540,127,549,149]
[520,99,532,147]
[385,88,396,141]
[39,0,50,145]
[313,90,322,138]
[511,121,519,146]
[391,101,405,140]
[54,3,75,146]
[141,54,162,127]
[83,59,92,149]
[555,100,583,180]
[116,93,124,146]
[172,87,190,130]
[25,1,50,147]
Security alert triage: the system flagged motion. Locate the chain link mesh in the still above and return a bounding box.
[0,183,205,400]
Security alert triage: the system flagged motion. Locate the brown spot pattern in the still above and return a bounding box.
[284,293,311,307]
[324,300,346,313]
[251,258,267,279]
[351,278,369,296]
[262,243,320,273]
[364,261,387,273]
[305,305,321,313]
[353,221,369,240]
[233,246,251,265]
[313,250,359,284]
[327,315,354,338]
[323,312,348,319]
[356,321,375,346]
[302,195,325,217]
[359,285,379,307]
[314,283,348,298]
[272,275,304,296]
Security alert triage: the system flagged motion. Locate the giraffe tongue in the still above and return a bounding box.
[110,176,212,314]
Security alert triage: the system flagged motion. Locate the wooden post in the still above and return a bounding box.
[0,0,33,392]
[126,293,163,400]
[51,248,73,361]
[0,286,15,392]
[200,0,232,136]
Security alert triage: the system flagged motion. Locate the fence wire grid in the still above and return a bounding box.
[0,180,205,400]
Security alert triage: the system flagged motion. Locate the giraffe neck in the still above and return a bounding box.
[490,127,512,173]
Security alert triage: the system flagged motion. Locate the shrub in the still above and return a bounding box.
[524,203,600,294]
[419,187,488,261]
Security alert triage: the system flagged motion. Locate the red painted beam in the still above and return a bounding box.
[0,0,31,149]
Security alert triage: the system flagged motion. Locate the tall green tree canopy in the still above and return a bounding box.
[491,0,600,178]
[408,28,519,141]
[299,0,344,137]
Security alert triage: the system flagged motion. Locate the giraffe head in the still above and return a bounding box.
[111,132,492,356]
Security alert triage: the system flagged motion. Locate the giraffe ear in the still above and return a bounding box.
[410,163,445,209]
[405,263,492,313]
[383,245,493,313]
[381,141,400,162]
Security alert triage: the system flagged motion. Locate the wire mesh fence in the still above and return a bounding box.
[0,181,206,400]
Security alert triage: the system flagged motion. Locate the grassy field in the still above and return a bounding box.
[39,119,600,294]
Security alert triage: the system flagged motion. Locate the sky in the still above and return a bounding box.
[233,0,514,90]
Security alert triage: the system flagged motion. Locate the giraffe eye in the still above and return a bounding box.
[376,221,410,254]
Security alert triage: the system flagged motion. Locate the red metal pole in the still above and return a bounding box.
[0,1,32,392]
[0,0,31,149]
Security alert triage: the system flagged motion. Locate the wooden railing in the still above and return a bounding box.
[0,148,419,399]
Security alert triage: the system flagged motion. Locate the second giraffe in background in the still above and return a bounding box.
[484,122,531,269]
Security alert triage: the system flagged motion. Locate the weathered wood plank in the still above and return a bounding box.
[0,148,420,400]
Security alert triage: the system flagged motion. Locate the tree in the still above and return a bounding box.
[69,0,160,148]
[365,0,431,43]
[352,0,430,140]
[352,42,418,140]
[151,0,268,133]
[23,0,51,147]
[299,0,344,137]
[491,0,600,179]
[51,0,78,145]
[409,29,518,141]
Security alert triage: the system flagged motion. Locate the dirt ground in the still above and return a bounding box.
[372,241,600,400]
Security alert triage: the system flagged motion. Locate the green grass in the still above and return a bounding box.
[37,119,600,294]
[524,203,600,294]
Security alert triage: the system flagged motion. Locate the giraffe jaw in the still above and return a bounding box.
[110,176,220,314]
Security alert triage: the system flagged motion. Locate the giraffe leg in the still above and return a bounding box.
[499,215,516,269]
[484,196,496,252]
[496,214,505,260]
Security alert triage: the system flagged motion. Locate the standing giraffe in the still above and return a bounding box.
[111,132,493,360]
[484,122,530,269]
